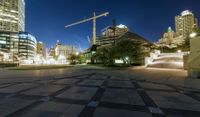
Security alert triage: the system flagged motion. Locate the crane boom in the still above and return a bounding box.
[65,12,109,45]
[65,12,109,28]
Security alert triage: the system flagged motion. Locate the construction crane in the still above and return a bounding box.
[65,12,109,45]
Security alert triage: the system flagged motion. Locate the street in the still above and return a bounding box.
[0,65,200,117]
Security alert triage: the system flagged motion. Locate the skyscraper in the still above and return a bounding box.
[175,10,198,36]
[0,0,25,32]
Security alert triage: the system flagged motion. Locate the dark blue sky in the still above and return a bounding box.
[25,0,200,50]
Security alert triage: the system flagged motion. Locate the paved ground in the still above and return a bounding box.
[0,65,200,117]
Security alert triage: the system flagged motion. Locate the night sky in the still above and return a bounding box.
[25,0,200,50]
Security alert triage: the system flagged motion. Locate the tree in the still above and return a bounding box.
[94,39,144,66]
[77,54,85,64]
[193,27,200,35]
[68,54,77,64]
[114,39,143,65]
[95,45,114,66]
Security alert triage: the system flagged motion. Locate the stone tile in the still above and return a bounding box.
[0,97,35,117]
[139,82,175,91]
[195,93,200,98]
[0,84,11,88]
[75,75,88,79]
[56,86,98,100]
[22,85,65,96]
[107,80,135,88]
[167,115,199,117]
[93,107,153,117]
[89,74,108,80]
[167,115,183,117]
[0,83,37,93]
[148,107,164,114]
[40,96,51,102]
[87,101,99,107]
[53,79,80,85]
[110,76,130,81]
[101,88,145,106]
[147,91,200,111]
[22,102,84,117]
[37,80,54,84]
[78,79,104,86]
[21,110,62,117]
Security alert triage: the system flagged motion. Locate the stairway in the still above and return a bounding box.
[147,53,184,69]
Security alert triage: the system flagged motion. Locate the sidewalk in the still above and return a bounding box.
[0,68,200,117]
[127,67,200,90]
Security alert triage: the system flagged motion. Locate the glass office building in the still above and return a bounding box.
[0,31,19,62]
[18,32,37,63]
[0,31,37,63]
[0,0,25,32]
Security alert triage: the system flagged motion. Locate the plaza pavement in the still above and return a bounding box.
[0,65,200,117]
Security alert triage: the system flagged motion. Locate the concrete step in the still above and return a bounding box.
[148,62,183,69]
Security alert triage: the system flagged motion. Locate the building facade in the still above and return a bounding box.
[0,0,25,32]
[50,41,77,64]
[37,41,45,57]
[0,31,19,62]
[55,41,77,57]
[0,31,37,63]
[18,32,37,63]
[156,10,199,48]
[175,10,198,36]
[0,0,39,64]
[49,47,56,58]
[157,27,186,48]
[96,24,129,46]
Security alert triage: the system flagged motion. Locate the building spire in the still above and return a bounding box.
[168,26,173,32]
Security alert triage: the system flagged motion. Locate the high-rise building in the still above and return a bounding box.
[37,41,45,57]
[157,27,185,48]
[175,10,198,36]
[49,47,56,58]
[0,0,25,32]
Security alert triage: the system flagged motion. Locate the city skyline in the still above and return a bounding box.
[25,0,200,49]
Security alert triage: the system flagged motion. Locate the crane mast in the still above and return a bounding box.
[65,12,109,45]
[93,12,96,45]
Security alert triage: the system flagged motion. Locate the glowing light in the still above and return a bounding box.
[117,24,127,29]
[0,40,6,44]
[190,32,197,38]
[57,55,67,64]
[181,10,193,16]
[115,60,124,64]
[48,58,56,64]
[21,60,34,64]
[177,50,182,53]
